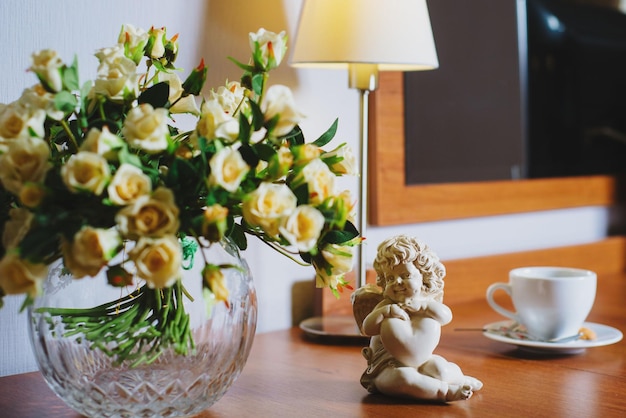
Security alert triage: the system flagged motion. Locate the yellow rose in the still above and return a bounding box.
[0,102,46,151]
[261,85,304,137]
[61,151,111,195]
[61,227,121,278]
[267,145,293,179]
[292,144,321,165]
[130,235,182,288]
[293,158,336,206]
[30,49,63,92]
[202,204,228,242]
[115,187,180,239]
[18,84,64,121]
[93,45,140,102]
[107,163,152,205]
[122,103,170,154]
[0,253,47,298]
[147,26,167,59]
[279,205,325,252]
[321,243,355,275]
[192,99,239,145]
[118,24,149,63]
[203,264,229,305]
[208,81,247,115]
[19,182,46,208]
[242,182,297,236]
[1,208,33,251]
[249,28,288,70]
[322,143,357,175]
[158,72,200,115]
[208,147,249,192]
[80,126,125,160]
[0,136,51,195]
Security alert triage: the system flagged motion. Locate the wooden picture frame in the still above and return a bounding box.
[368,72,618,226]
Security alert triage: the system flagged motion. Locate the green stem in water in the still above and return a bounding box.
[35,283,195,367]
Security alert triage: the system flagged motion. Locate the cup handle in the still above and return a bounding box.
[486,283,519,322]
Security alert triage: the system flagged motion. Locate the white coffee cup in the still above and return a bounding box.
[486,266,597,340]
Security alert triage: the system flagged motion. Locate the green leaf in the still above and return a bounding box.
[238,143,259,169]
[251,73,264,96]
[138,82,170,108]
[53,91,78,114]
[248,100,265,131]
[285,125,304,145]
[229,223,248,251]
[322,229,359,245]
[238,112,251,144]
[293,183,309,205]
[118,146,145,170]
[254,143,276,161]
[312,118,338,147]
[227,56,255,73]
[62,56,80,91]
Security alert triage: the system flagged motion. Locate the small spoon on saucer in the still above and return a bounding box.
[455,328,584,343]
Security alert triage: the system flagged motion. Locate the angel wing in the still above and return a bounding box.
[351,284,384,335]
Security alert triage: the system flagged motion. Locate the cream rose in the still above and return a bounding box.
[192,99,239,145]
[80,126,125,160]
[242,182,297,236]
[93,45,140,102]
[292,144,321,165]
[147,26,167,59]
[118,24,149,63]
[249,28,287,70]
[118,24,149,47]
[203,264,229,304]
[19,182,46,208]
[129,235,182,288]
[267,145,293,179]
[294,158,336,206]
[61,151,111,195]
[158,72,200,115]
[208,81,247,115]
[61,227,121,278]
[261,85,304,137]
[279,205,325,252]
[202,204,228,242]
[122,103,170,154]
[18,84,64,120]
[321,243,355,275]
[322,143,357,175]
[30,49,63,92]
[107,163,152,205]
[0,136,51,195]
[0,102,46,150]
[208,147,249,192]
[115,187,180,239]
[1,208,33,251]
[0,253,47,297]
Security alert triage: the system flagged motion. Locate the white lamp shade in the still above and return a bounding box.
[291,0,439,71]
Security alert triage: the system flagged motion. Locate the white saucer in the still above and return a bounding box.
[483,320,623,354]
[299,316,368,342]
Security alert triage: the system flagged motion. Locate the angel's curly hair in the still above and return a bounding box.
[373,235,445,301]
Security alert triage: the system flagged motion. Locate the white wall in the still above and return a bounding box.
[0,0,615,376]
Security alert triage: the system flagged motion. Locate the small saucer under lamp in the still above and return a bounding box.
[292,0,439,338]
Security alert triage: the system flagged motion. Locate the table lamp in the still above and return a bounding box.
[291,0,439,291]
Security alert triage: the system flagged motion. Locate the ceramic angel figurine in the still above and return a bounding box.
[352,235,483,402]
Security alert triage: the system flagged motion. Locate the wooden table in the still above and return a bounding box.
[1,269,625,418]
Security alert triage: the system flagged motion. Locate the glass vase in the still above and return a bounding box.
[27,238,257,418]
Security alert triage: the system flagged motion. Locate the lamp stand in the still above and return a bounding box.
[299,65,379,342]
[349,63,378,289]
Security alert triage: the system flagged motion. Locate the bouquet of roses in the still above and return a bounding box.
[0,24,361,364]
